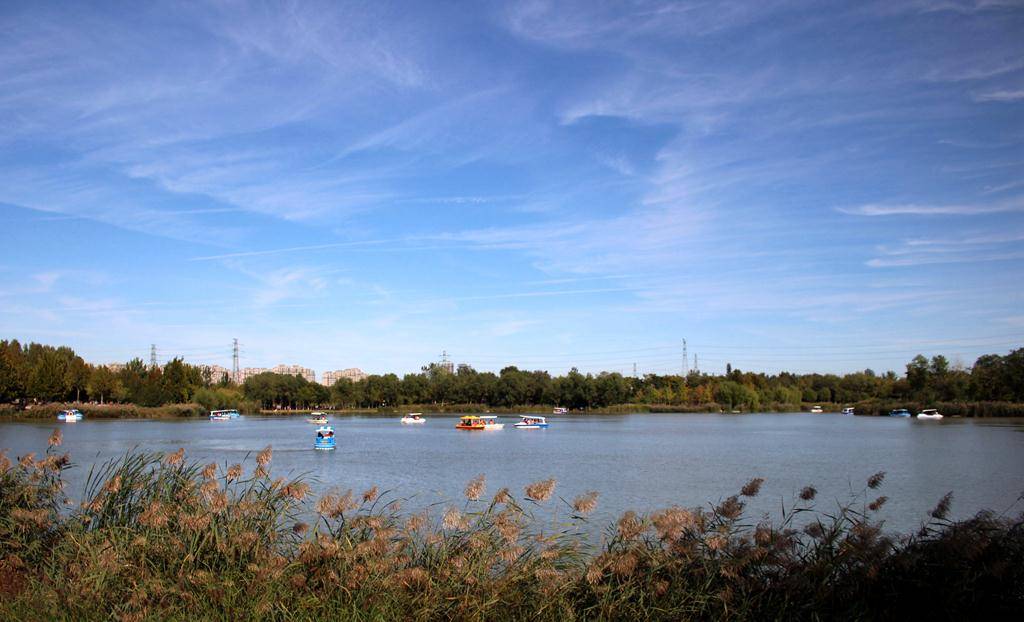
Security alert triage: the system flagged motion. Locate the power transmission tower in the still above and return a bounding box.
[150,344,157,369]
[682,339,688,376]
[694,354,699,374]
[440,350,453,373]
[633,362,637,378]
[232,338,240,384]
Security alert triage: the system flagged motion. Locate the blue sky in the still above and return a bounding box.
[1,0,1023,377]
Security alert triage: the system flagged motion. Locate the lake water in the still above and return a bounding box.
[2,413,1023,537]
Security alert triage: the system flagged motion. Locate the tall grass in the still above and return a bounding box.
[0,402,208,419]
[1,437,1021,620]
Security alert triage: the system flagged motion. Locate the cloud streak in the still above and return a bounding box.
[838,198,1024,217]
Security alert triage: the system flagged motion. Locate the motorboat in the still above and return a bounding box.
[456,416,485,430]
[57,409,83,422]
[810,405,824,414]
[209,409,240,420]
[456,415,504,430]
[480,415,504,430]
[552,407,568,415]
[841,407,855,416]
[314,425,336,450]
[916,409,943,420]
[401,413,426,424]
[514,415,549,429]
[307,413,329,424]
[889,408,911,418]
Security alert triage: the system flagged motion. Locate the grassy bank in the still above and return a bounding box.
[0,402,207,420]
[1,438,1022,620]
[851,400,1024,418]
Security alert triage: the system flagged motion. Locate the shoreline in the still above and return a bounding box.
[4,400,1024,420]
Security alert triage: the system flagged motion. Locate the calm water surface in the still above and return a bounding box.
[2,413,1023,536]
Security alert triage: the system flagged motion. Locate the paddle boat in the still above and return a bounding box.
[401,413,426,424]
[314,425,336,450]
[456,415,504,430]
[514,415,549,429]
[810,405,824,413]
[209,409,240,420]
[307,413,329,424]
[889,408,912,418]
[552,407,568,415]
[57,409,83,422]
[916,409,943,420]
[841,407,855,416]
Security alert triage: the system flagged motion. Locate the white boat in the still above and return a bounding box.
[514,415,549,429]
[401,413,426,424]
[810,405,823,414]
[57,409,83,422]
[841,407,855,416]
[307,414,329,424]
[480,415,504,430]
[552,407,568,415]
[209,409,240,420]
[916,409,943,420]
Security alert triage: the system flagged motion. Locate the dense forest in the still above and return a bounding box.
[2,339,1023,413]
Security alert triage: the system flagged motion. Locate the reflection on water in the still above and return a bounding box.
[2,413,1023,536]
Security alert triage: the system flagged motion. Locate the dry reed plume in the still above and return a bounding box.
[0,439,1021,621]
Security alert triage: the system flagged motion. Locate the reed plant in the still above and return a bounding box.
[1,437,1021,620]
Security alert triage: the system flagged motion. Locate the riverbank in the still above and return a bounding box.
[2,439,1021,620]
[5,400,1024,420]
[0,402,206,419]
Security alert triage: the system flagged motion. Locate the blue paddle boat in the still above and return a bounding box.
[315,425,336,450]
[57,409,83,422]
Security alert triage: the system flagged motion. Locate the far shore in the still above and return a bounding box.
[4,400,1024,420]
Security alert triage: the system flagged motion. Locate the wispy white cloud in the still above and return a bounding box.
[973,89,1024,102]
[867,251,1024,268]
[865,227,1024,267]
[838,197,1024,216]
[190,239,404,262]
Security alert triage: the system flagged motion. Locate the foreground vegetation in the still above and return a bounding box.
[3,338,1024,415]
[1,437,1022,620]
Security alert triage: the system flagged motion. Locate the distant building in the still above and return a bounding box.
[103,363,126,373]
[200,364,231,384]
[270,364,316,383]
[239,367,268,383]
[321,368,368,385]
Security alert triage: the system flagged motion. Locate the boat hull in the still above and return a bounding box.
[401,418,426,424]
[514,423,549,429]
[917,414,943,419]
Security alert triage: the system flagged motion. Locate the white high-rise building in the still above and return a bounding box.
[238,367,268,383]
[320,368,368,385]
[271,364,316,383]
[201,364,231,383]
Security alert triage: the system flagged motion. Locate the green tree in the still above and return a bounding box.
[87,366,124,404]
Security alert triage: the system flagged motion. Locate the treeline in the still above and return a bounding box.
[245,350,1024,412]
[3,338,1023,413]
[0,339,250,412]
